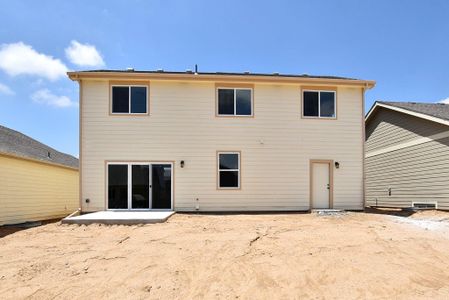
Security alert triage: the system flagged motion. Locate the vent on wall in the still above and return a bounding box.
[412,202,437,209]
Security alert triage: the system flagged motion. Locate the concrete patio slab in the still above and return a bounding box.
[62,211,175,225]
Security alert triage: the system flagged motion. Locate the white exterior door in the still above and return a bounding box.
[312,163,330,209]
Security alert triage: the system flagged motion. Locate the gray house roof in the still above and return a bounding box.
[75,69,360,80]
[377,101,449,122]
[67,69,376,88]
[0,125,78,169]
[366,101,449,127]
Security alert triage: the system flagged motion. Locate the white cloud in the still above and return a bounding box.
[439,97,449,104]
[31,78,44,87]
[0,42,68,81]
[31,89,77,108]
[65,40,105,67]
[0,83,14,95]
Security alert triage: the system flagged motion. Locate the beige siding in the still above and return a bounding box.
[81,80,364,211]
[365,109,449,210]
[0,154,79,225]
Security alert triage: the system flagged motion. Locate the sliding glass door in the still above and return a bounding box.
[132,165,150,209]
[152,164,172,209]
[107,162,172,210]
[108,165,128,209]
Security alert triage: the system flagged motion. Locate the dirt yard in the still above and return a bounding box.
[1,210,449,299]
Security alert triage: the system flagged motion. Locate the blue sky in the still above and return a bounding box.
[1,0,448,157]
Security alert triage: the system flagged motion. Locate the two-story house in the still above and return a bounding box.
[68,70,375,213]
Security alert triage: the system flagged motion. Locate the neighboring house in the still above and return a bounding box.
[0,125,79,225]
[68,69,375,212]
[365,101,449,210]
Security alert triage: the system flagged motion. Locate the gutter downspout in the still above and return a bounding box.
[78,79,83,212]
[362,84,368,210]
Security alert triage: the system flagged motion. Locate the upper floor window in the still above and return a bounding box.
[217,88,253,116]
[303,90,336,118]
[112,85,148,114]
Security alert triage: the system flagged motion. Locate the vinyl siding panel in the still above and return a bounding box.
[366,108,449,153]
[0,154,79,225]
[365,109,449,210]
[81,80,364,211]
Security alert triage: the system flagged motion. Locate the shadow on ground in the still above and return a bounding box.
[176,211,311,216]
[0,219,60,238]
[363,207,417,217]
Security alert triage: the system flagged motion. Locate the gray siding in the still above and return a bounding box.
[365,108,449,210]
[366,107,448,152]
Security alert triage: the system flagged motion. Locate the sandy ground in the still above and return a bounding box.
[1,210,449,299]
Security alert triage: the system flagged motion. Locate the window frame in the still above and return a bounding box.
[105,161,174,211]
[110,83,149,115]
[216,86,254,117]
[217,151,241,190]
[301,88,337,119]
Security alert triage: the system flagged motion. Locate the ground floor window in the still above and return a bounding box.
[107,162,172,210]
[217,152,241,189]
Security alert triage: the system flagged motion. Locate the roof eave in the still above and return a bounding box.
[366,102,449,127]
[0,151,79,171]
[67,71,375,88]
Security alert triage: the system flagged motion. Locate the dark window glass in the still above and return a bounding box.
[303,91,319,117]
[219,171,239,187]
[236,89,252,115]
[320,92,335,117]
[132,165,149,209]
[219,153,239,169]
[218,89,234,115]
[152,164,172,209]
[108,165,128,209]
[112,87,129,113]
[131,87,147,113]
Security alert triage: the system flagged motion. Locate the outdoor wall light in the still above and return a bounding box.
[85,198,90,203]
[335,162,340,169]
[180,160,185,168]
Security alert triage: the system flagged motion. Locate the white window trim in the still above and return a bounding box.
[106,161,173,211]
[216,87,253,117]
[111,85,149,115]
[217,152,241,189]
[302,90,336,119]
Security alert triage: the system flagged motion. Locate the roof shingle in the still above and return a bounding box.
[76,69,360,80]
[0,125,78,169]
[377,101,449,122]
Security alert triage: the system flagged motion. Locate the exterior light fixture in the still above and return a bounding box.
[335,162,340,169]
[180,160,185,168]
